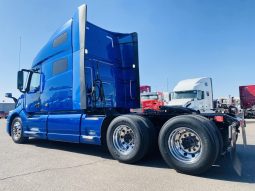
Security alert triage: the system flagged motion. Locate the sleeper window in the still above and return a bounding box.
[53,32,67,48]
[52,59,68,76]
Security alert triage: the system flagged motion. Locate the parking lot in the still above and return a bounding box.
[0,119,254,191]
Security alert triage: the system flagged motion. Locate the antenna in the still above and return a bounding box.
[18,36,22,70]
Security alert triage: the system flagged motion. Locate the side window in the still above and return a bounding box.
[29,72,40,92]
[53,32,67,48]
[197,90,204,100]
[52,59,68,76]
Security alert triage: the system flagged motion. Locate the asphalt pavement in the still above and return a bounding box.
[0,119,254,191]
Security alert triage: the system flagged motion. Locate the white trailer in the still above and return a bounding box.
[168,77,213,113]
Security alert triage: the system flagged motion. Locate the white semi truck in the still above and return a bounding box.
[168,77,213,113]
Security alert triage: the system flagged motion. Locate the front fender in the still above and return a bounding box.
[6,95,27,136]
[6,110,20,136]
[6,104,26,136]
[7,109,31,136]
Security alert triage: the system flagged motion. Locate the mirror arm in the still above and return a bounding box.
[21,69,33,72]
[10,97,18,104]
[5,94,18,104]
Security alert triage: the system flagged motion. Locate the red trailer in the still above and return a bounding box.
[239,85,255,118]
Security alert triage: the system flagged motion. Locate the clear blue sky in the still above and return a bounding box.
[1,0,255,102]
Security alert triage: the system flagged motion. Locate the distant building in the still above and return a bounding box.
[0,103,15,117]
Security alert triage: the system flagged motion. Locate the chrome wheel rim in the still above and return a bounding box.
[168,127,202,164]
[12,121,22,140]
[113,125,135,155]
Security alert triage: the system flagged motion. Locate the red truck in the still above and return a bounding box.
[239,85,255,118]
[141,92,164,111]
[140,85,151,93]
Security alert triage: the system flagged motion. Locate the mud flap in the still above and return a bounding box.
[241,121,247,146]
[229,125,241,176]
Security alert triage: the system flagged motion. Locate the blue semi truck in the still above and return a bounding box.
[5,4,244,175]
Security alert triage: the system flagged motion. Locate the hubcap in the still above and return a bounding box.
[113,125,135,155]
[168,127,202,164]
[12,121,22,140]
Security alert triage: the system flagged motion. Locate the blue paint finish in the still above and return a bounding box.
[85,58,116,108]
[72,50,82,110]
[23,114,48,139]
[25,66,42,113]
[6,95,25,135]
[32,19,73,67]
[10,5,140,146]
[80,115,105,145]
[40,51,73,111]
[6,111,16,135]
[30,6,140,111]
[85,22,140,109]
[47,114,81,143]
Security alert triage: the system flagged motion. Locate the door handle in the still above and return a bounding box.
[129,80,135,100]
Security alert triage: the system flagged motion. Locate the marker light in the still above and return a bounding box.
[214,116,224,122]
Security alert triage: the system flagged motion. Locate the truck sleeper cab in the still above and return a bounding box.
[168,77,213,113]
[6,5,244,175]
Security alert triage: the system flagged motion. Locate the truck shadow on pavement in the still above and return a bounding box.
[30,139,255,184]
[202,144,255,184]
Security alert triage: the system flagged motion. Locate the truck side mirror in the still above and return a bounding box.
[17,71,24,92]
[197,91,204,100]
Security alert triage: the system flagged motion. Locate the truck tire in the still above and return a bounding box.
[193,115,223,161]
[11,117,28,144]
[158,115,218,175]
[106,115,150,164]
[125,115,157,155]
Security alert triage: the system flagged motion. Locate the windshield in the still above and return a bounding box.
[172,90,197,99]
[141,94,158,100]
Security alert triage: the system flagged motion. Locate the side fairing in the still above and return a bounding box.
[85,23,140,109]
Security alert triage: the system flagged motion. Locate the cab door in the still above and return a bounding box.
[25,69,41,113]
[24,68,47,139]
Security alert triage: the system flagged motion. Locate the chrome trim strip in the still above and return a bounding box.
[78,4,87,109]
[81,135,94,140]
